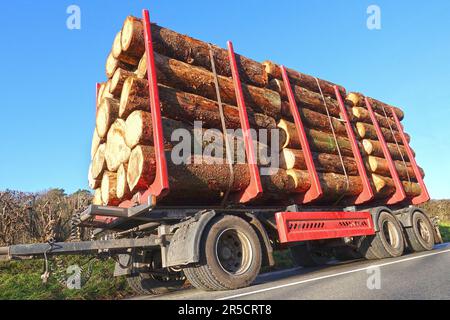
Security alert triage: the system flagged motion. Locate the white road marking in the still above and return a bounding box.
[218,248,450,300]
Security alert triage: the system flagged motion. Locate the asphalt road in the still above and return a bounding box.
[136,243,450,300]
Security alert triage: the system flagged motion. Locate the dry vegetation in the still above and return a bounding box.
[0,189,92,246]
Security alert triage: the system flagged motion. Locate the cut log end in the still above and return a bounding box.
[91,144,107,180]
[127,145,156,192]
[92,189,103,206]
[105,119,131,172]
[117,163,131,199]
[101,171,119,206]
[121,16,145,57]
[112,31,123,59]
[96,97,119,139]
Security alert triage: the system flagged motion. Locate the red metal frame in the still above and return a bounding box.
[390,109,430,204]
[137,9,170,204]
[280,66,322,203]
[276,211,375,243]
[227,41,263,203]
[365,98,406,204]
[334,87,374,204]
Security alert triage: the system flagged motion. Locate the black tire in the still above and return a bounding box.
[290,243,329,267]
[358,210,405,259]
[126,273,185,295]
[184,215,262,291]
[405,210,435,252]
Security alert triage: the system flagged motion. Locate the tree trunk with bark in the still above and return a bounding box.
[280,148,359,175]
[119,78,277,130]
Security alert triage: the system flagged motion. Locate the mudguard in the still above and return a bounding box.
[165,210,216,267]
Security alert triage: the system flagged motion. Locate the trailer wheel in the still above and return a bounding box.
[289,243,329,267]
[184,215,262,291]
[358,210,405,259]
[126,272,185,296]
[405,210,435,252]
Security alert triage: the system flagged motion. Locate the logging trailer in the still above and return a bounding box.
[0,10,443,295]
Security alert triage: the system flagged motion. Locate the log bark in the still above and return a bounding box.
[91,143,107,179]
[96,97,119,139]
[287,170,363,198]
[347,92,404,121]
[106,52,135,79]
[101,171,120,206]
[117,163,132,200]
[112,30,140,66]
[371,174,422,198]
[352,106,396,129]
[263,61,346,98]
[362,139,414,161]
[280,148,359,175]
[105,119,131,172]
[137,52,281,118]
[110,68,135,97]
[270,79,345,119]
[356,122,410,144]
[123,17,268,87]
[368,156,424,180]
[278,119,356,157]
[119,78,277,130]
[127,145,249,193]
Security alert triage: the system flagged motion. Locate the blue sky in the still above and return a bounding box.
[0,1,449,199]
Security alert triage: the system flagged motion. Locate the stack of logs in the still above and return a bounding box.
[88,15,424,207]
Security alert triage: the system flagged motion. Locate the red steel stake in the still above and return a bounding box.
[280,66,322,204]
[227,41,263,203]
[334,87,374,204]
[365,98,406,204]
[390,109,430,204]
[139,9,169,203]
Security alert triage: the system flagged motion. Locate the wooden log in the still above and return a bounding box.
[88,164,101,190]
[371,174,422,198]
[135,52,147,79]
[121,17,268,87]
[368,156,425,180]
[106,52,134,79]
[270,79,344,119]
[347,93,404,121]
[352,107,396,130]
[92,189,103,206]
[91,144,107,180]
[263,61,346,98]
[287,170,363,198]
[127,145,251,194]
[120,78,277,130]
[356,122,410,144]
[362,139,414,161]
[117,163,132,200]
[90,129,102,160]
[96,97,119,139]
[136,52,281,118]
[105,119,131,172]
[96,82,106,107]
[280,148,359,175]
[110,68,135,97]
[278,119,356,157]
[121,16,146,61]
[124,110,191,149]
[112,31,140,66]
[101,171,120,206]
